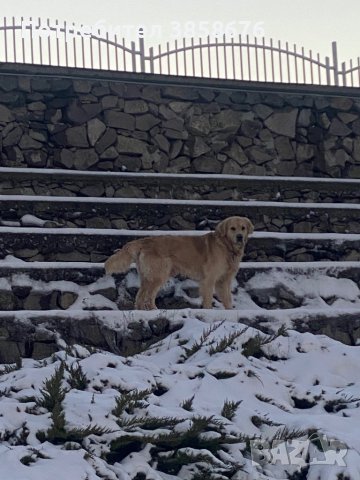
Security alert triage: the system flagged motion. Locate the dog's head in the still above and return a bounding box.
[215,216,254,248]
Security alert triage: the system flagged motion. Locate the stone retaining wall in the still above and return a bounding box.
[0,66,360,177]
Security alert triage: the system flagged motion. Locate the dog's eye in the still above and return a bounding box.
[241,226,245,230]
[230,227,236,231]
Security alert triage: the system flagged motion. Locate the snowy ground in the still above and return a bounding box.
[0,316,359,480]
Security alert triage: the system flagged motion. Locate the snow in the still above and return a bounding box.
[1,194,360,210]
[1,166,360,185]
[0,225,360,243]
[0,317,360,479]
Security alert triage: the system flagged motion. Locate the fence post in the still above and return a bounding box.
[139,36,145,73]
[131,41,137,72]
[332,41,339,86]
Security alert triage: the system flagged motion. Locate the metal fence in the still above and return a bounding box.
[1,16,360,87]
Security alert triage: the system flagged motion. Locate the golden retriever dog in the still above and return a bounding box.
[105,216,254,310]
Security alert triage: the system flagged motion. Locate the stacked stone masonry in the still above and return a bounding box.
[0,67,360,177]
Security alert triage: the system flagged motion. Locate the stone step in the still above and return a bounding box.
[0,261,359,316]
[0,307,359,362]
[1,228,360,262]
[1,167,360,203]
[1,196,360,233]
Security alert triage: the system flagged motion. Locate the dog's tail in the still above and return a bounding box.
[104,241,142,275]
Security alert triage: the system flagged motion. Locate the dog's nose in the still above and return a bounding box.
[236,233,243,242]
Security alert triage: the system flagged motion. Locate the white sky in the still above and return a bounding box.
[2,0,360,64]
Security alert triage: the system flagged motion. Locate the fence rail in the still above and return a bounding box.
[0,17,360,87]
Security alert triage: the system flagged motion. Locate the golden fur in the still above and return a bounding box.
[105,216,254,310]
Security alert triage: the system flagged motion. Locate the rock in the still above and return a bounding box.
[338,112,358,124]
[319,113,331,129]
[211,110,243,133]
[0,291,16,310]
[87,118,106,146]
[352,119,360,135]
[222,160,242,174]
[66,99,90,124]
[86,217,112,228]
[264,109,298,138]
[24,150,47,167]
[329,118,352,136]
[253,104,273,119]
[65,126,89,147]
[58,292,78,309]
[91,287,118,302]
[276,160,296,176]
[275,136,294,160]
[293,221,312,233]
[162,86,199,100]
[104,111,135,130]
[0,339,21,364]
[297,109,312,127]
[168,101,191,114]
[0,104,15,122]
[19,135,43,149]
[3,126,23,147]
[32,343,58,360]
[226,142,248,165]
[242,164,266,175]
[115,155,142,171]
[100,147,118,160]
[163,129,188,140]
[95,128,117,154]
[58,149,74,168]
[124,99,149,114]
[135,113,160,131]
[163,117,184,131]
[192,155,222,173]
[168,156,190,171]
[296,144,316,162]
[353,139,360,161]
[189,137,211,158]
[247,146,272,164]
[188,115,211,136]
[80,184,105,196]
[115,185,144,197]
[240,120,262,138]
[330,97,353,111]
[348,165,360,178]
[170,140,183,159]
[101,95,118,109]
[117,136,148,155]
[28,101,46,111]
[73,149,99,169]
[154,134,170,153]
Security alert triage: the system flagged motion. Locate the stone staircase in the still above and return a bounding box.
[1,67,360,357]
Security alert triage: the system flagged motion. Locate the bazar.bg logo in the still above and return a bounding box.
[250,434,348,467]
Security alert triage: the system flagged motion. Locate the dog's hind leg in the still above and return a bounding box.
[135,256,171,310]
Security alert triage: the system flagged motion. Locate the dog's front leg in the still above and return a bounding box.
[200,279,215,309]
[215,274,233,309]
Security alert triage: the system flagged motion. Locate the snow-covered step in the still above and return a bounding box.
[1,228,360,262]
[0,260,359,321]
[1,167,360,203]
[1,195,360,233]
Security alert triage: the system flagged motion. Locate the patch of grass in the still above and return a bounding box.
[180,321,224,361]
[208,327,247,355]
[66,362,88,390]
[221,399,242,421]
[36,362,67,411]
[324,395,360,413]
[242,325,288,359]
[181,395,195,411]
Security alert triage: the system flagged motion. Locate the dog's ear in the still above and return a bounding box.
[215,219,227,237]
[247,219,254,235]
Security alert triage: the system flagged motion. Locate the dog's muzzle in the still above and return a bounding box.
[236,234,244,243]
